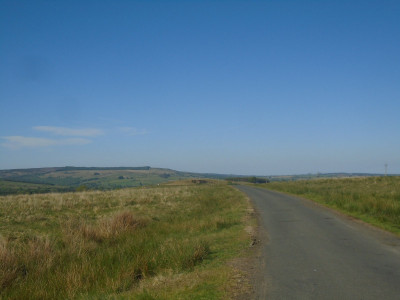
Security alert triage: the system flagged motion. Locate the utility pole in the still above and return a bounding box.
[385,163,388,176]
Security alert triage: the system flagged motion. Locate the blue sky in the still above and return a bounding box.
[1,0,399,175]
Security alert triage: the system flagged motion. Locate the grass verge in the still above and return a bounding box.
[0,180,253,299]
[259,176,400,235]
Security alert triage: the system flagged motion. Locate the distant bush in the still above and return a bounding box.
[192,179,207,184]
[225,176,269,184]
[75,185,87,192]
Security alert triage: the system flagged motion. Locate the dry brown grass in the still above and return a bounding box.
[0,237,18,289]
[64,211,148,244]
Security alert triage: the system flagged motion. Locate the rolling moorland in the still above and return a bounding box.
[0,166,384,196]
[0,180,255,299]
[1,166,399,299]
[0,167,231,195]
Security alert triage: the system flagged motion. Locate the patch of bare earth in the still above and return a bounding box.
[227,194,267,299]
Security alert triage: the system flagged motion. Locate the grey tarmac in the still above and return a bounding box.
[237,185,400,300]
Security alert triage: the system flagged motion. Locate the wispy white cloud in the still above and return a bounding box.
[34,126,104,137]
[1,136,91,149]
[117,127,148,136]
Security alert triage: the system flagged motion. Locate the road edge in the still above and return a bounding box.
[229,185,269,299]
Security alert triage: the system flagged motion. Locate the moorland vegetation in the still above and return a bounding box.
[0,181,253,299]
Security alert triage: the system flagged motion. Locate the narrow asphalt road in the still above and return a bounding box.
[237,185,400,300]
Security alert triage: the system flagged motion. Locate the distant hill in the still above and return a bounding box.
[0,166,390,195]
[0,166,230,195]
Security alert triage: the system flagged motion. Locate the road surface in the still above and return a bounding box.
[237,185,400,300]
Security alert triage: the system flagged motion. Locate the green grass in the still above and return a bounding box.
[0,180,252,299]
[260,176,400,234]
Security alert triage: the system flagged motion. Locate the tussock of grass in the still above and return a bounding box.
[263,176,400,234]
[0,181,251,299]
[65,211,148,243]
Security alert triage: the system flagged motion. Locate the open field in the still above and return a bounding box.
[261,176,400,234]
[0,180,253,299]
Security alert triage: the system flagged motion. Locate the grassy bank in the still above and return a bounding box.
[0,181,252,299]
[261,176,400,234]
